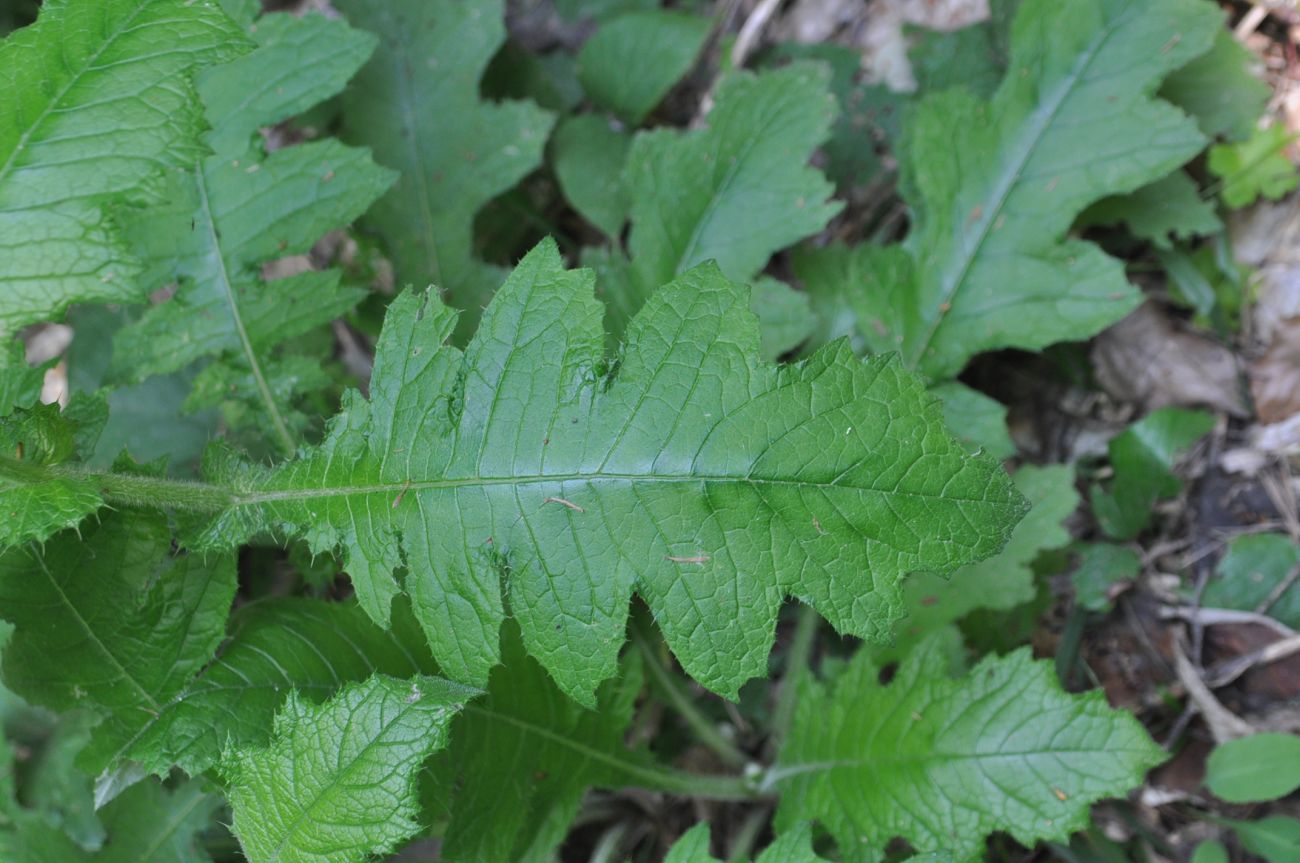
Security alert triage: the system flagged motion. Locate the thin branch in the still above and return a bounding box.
[732,0,784,68]
[1159,604,1297,637]
[1204,632,1300,689]
[1255,562,1300,616]
[1171,637,1252,743]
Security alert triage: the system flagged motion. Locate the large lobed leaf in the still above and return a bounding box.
[223,674,475,863]
[335,0,555,340]
[598,63,840,355]
[774,635,1166,861]
[0,0,248,337]
[805,0,1221,379]
[193,239,1023,704]
[111,11,395,454]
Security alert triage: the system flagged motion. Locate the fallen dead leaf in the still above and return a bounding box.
[1092,302,1248,417]
[1251,316,1300,422]
[771,0,861,44]
[1233,196,1300,339]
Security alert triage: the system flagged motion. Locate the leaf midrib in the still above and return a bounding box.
[193,162,296,455]
[238,471,1006,507]
[773,744,1156,783]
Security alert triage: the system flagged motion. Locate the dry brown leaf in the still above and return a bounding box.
[771,0,861,44]
[1092,302,1248,417]
[1231,196,1300,346]
[1251,316,1300,422]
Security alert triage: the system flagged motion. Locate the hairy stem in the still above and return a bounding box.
[0,455,234,513]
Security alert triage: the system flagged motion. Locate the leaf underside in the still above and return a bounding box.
[109,11,394,450]
[196,239,1024,704]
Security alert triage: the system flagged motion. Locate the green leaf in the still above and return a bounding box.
[664,825,715,863]
[890,465,1078,655]
[334,0,555,340]
[1208,125,1299,209]
[1206,733,1300,803]
[115,597,434,777]
[552,114,630,239]
[606,62,841,343]
[119,593,664,863]
[94,779,222,863]
[774,634,1165,860]
[1,776,222,863]
[1158,246,1221,318]
[0,403,110,551]
[1231,816,1300,863]
[185,240,1022,704]
[752,276,817,359]
[0,342,45,417]
[22,712,103,850]
[795,241,891,355]
[930,382,1015,460]
[1071,542,1142,612]
[1202,533,1300,628]
[438,623,646,862]
[0,0,248,337]
[1190,840,1229,863]
[1161,29,1269,142]
[908,3,1013,100]
[118,595,674,861]
[1090,407,1214,540]
[66,307,218,474]
[111,12,395,455]
[0,512,236,773]
[665,822,829,862]
[577,10,711,125]
[828,0,1220,379]
[223,674,475,863]
[1080,171,1221,251]
[765,43,903,189]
